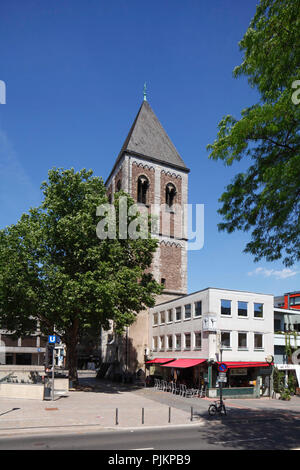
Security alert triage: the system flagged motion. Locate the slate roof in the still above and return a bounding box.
[106,101,189,184]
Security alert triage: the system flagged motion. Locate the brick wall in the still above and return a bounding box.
[160,241,183,292]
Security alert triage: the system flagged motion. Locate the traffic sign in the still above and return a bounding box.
[218,375,227,383]
[218,363,228,372]
[48,335,57,344]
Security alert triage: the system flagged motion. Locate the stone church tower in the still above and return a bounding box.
[101,99,189,373]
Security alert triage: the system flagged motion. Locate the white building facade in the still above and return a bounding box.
[148,288,274,398]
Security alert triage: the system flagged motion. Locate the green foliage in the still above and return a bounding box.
[207,0,300,266]
[288,372,297,394]
[280,388,291,400]
[273,366,285,393]
[0,168,162,379]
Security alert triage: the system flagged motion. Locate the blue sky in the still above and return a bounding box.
[0,0,299,297]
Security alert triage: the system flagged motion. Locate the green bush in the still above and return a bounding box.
[280,389,291,401]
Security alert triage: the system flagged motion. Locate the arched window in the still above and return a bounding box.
[137,175,149,204]
[116,179,122,192]
[166,183,176,208]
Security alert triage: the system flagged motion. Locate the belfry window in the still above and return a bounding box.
[166,183,176,208]
[116,179,122,192]
[137,176,149,204]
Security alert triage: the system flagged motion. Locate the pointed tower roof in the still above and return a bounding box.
[106,101,189,184]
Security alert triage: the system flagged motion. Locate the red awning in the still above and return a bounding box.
[216,361,272,369]
[145,358,174,364]
[161,358,206,369]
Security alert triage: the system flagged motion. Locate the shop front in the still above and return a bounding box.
[207,361,273,398]
[157,358,207,388]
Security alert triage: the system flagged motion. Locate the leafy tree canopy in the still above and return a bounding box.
[207,0,300,266]
[0,168,162,381]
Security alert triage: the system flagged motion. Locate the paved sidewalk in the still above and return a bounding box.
[0,376,198,437]
[0,373,299,437]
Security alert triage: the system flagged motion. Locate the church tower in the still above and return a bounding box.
[103,99,189,371]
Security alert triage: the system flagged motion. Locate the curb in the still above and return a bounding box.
[0,420,205,438]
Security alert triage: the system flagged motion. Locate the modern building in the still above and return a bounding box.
[273,293,300,388]
[147,288,274,398]
[0,328,46,366]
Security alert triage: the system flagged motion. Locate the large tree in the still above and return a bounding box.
[0,168,162,383]
[207,0,300,266]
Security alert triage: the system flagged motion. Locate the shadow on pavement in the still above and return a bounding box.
[196,407,300,450]
[76,376,146,394]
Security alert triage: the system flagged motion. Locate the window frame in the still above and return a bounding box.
[167,309,173,323]
[221,299,232,316]
[184,304,192,320]
[194,301,202,317]
[238,331,248,350]
[137,175,149,205]
[238,301,248,318]
[254,332,264,350]
[254,303,264,319]
[167,334,173,350]
[184,332,191,350]
[160,311,165,325]
[175,306,182,322]
[220,331,231,349]
[194,331,202,350]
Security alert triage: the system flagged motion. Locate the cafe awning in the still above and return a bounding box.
[145,358,174,364]
[161,358,207,369]
[216,361,272,369]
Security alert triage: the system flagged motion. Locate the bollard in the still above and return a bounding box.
[168,406,171,423]
[142,407,144,424]
[190,406,193,421]
[116,408,119,425]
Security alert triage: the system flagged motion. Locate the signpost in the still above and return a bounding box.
[48,335,57,401]
[218,361,228,406]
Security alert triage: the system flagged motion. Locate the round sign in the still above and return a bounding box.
[218,363,228,372]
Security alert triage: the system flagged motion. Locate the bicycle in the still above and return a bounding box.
[208,399,227,416]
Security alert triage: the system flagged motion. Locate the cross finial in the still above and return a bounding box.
[143,82,147,101]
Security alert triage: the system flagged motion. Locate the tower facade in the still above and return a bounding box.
[102,100,189,372]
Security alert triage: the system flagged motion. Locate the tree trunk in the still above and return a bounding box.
[66,318,79,386]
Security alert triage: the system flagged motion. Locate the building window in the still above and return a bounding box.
[238,301,248,317]
[184,333,191,350]
[137,175,149,204]
[160,336,165,350]
[274,319,282,331]
[290,296,300,306]
[221,331,231,349]
[153,313,158,326]
[153,336,158,351]
[160,311,165,324]
[165,183,176,209]
[194,332,202,349]
[184,304,191,320]
[167,309,173,323]
[194,301,202,317]
[116,179,122,192]
[167,335,173,350]
[238,332,248,349]
[254,303,264,318]
[175,334,181,349]
[221,299,231,316]
[175,307,182,321]
[254,333,263,349]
